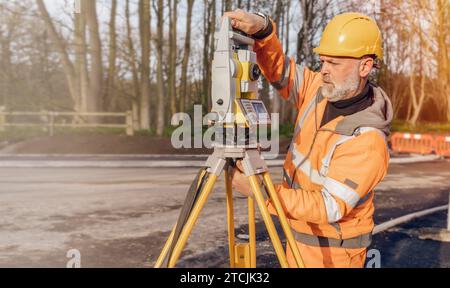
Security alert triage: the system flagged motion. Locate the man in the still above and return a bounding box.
[224,10,393,268]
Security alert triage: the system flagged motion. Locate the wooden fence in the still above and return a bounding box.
[0,109,134,136]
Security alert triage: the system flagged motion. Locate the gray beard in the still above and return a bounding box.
[321,71,361,102]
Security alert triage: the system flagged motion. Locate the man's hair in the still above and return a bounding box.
[364,54,381,69]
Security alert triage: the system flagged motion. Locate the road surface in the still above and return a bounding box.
[0,160,449,268]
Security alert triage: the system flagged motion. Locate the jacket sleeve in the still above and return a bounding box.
[267,132,389,224]
[253,19,308,109]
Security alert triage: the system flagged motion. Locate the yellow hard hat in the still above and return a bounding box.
[313,12,383,59]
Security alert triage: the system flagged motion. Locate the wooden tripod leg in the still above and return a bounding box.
[154,224,176,268]
[247,175,289,268]
[155,169,207,268]
[167,173,219,268]
[224,169,235,268]
[262,172,306,268]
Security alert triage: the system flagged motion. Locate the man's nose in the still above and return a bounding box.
[320,62,330,76]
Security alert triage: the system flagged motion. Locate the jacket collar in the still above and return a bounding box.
[333,84,393,136]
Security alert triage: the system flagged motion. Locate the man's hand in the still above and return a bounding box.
[223,9,265,35]
[231,160,262,198]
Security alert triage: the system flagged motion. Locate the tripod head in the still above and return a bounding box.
[211,17,271,149]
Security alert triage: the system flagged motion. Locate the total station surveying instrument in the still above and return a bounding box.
[155,17,305,268]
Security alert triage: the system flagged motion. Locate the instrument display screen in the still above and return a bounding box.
[252,102,267,115]
[237,99,271,125]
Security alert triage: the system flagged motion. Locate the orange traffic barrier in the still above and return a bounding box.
[390,133,435,155]
[435,135,450,157]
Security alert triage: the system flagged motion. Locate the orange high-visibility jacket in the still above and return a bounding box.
[255,23,393,244]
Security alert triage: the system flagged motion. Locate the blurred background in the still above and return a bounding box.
[0,0,448,148]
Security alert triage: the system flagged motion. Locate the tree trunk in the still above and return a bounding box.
[105,0,117,112]
[285,0,291,55]
[271,0,284,115]
[297,0,314,68]
[180,0,195,113]
[139,0,151,130]
[202,0,216,109]
[222,0,232,13]
[155,0,165,136]
[284,1,295,124]
[74,2,89,115]
[84,0,103,113]
[408,42,425,126]
[168,0,178,116]
[406,96,412,123]
[437,0,450,121]
[202,0,211,108]
[207,0,216,110]
[125,0,141,130]
[408,72,426,126]
[407,20,428,126]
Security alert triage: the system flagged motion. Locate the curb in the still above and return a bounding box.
[0,154,442,168]
[389,154,441,164]
[0,159,286,168]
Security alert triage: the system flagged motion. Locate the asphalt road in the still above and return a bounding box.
[371,210,450,268]
[0,160,449,268]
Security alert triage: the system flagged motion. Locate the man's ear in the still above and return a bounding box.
[359,58,374,78]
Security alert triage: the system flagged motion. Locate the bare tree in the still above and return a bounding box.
[125,0,141,130]
[180,0,195,113]
[436,0,449,121]
[202,0,216,109]
[84,0,103,113]
[36,0,106,115]
[387,0,444,124]
[297,0,332,70]
[105,0,118,111]
[139,0,151,130]
[36,0,80,111]
[270,0,287,116]
[408,36,427,125]
[222,0,232,14]
[155,0,165,136]
[74,1,89,114]
[0,3,19,108]
[168,0,178,116]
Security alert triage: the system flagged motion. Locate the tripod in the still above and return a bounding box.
[154,146,305,268]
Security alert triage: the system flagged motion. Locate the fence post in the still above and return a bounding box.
[126,110,134,136]
[0,106,5,132]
